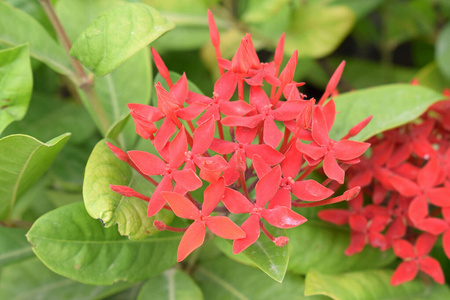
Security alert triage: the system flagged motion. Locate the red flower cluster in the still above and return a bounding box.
[319,89,450,285]
[108,11,370,262]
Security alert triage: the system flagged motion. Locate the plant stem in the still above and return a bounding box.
[39,0,110,133]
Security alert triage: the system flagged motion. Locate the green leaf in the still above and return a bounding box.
[285,3,355,58]
[415,63,450,93]
[436,22,450,81]
[70,3,174,77]
[329,84,443,142]
[0,1,74,78]
[0,258,134,300]
[0,227,33,268]
[305,269,450,300]
[288,220,396,275]
[83,139,173,239]
[137,269,203,300]
[329,0,382,19]
[0,133,70,220]
[194,256,326,300]
[242,0,291,24]
[0,44,32,134]
[27,202,181,285]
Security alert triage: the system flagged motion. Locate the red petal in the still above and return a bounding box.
[162,191,200,220]
[263,117,283,148]
[418,158,440,189]
[349,215,367,232]
[128,151,165,175]
[271,100,306,121]
[391,261,418,286]
[151,47,171,87]
[222,153,239,185]
[210,138,237,154]
[233,214,261,254]
[408,196,428,224]
[193,116,215,154]
[106,142,129,162]
[268,188,292,209]
[222,188,253,213]
[261,206,307,228]
[393,239,415,259]
[170,73,188,106]
[318,209,351,225]
[311,106,330,146]
[427,187,450,207]
[207,10,220,47]
[172,169,202,191]
[416,218,448,235]
[333,140,370,161]
[419,257,445,284]
[220,100,253,116]
[177,221,205,262]
[252,154,272,179]
[345,232,366,255]
[278,50,298,85]
[214,71,238,101]
[319,61,345,105]
[280,144,303,179]
[148,175,173,217]
[322,99,336,130]
[244,144,284,165]
[250,86,270,112]
[368,232,387,250]
[389,175,420,197]
[202,178,225,216]
[153,117,177,151]
[221,115,264,128]
[323,152,345,184]
[206,216,246,239]
[196,155,230,183]
[256,166,281,207]
[292,180,333,201]
[415,233,437,256]
[176,102,207,120]
[169,128,188,168]
[296,141,327,161]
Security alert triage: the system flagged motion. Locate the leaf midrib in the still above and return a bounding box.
[27,234,180,245]
[196,266,248,300]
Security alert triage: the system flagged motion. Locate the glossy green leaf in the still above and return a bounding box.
[83,139,172,239]
[0,1,74,78]
[0,44,32,134]
[0,133,70,220]
[0,258,134,300]
[305,269,450,300]
[0,227,33,268]
[329,84,443,141]
[27,202,181,285]
[436,22,450,80]
[70,3,174,77]
[288,220,396,275]
[5,0,56,35]
[194,256,327,300]
[137,269,203,300]
[284,3,355,58]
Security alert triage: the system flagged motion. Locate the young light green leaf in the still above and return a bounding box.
[0,133,70,220]
[284,3,355,58]
[137,269,203,300]
[70,3,174,77]
[0,1,74,79]
[0,44,32,134]
[0,258,135,300]
[83,139,172,240]
[0,227,33,268]
[288,221,396,275]
[27,202,181,285]
[194,256,326,300]
[305,269,450,300]
[415,63,450,93]
[436,23,450,81]
[329,84,443,142]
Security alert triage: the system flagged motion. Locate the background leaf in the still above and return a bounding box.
[70,3,174,77]
[83,139,173,239]
[329,84,443,141]
[0,1,74,79]
[0,226,33,268]
[137,269,203,300]
[305,269,450,300]
[436,22,450,80]
[0,258,134,300]
[27,202,181,285]
[0,133,70,220]
[0,44,32,134]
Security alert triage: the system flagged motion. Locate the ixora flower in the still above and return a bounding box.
[108,10,371,263]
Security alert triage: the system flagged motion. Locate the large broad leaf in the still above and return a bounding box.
[329,84,443,142]
[0,133,70,220]
[0,1,74,79]
[137,269,203,300]
[70,3,174,77]
[213,226,289,283]
[57,0,152,144]
[436,22,450,81]
[0,258,134,300]
[194,256,327,300]
[83,139,172,240]
[284,3,355,58]
[288,220,396,275]
[0,227,33,268]
[27,202,181,285]
[0,44,32,134]
[305,269,450,300]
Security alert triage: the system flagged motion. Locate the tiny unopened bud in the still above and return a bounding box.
[345,115,373,138]
[151,47,173,87]
[410,78,419,85]
[274,236,289,247]
[106,142,129,162]
[343,186,361,201]
[274,33,285,70]
[153,220,167,231]
[110,185,135,197]
[207,10,220,47]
